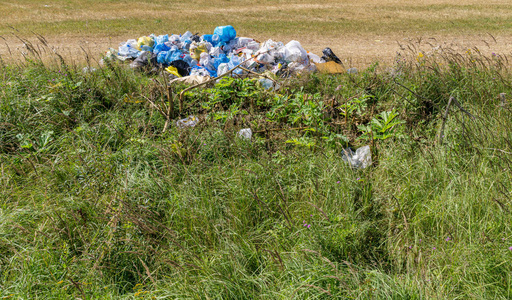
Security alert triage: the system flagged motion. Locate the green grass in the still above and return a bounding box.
[1,42,512,298]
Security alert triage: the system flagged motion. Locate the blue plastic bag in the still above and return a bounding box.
[165,50,183,64]
[182,54,196,67]
[228,55,243,75]
[213,54,230,69]
[153,43,170,54]
[157,50,183,64]
[140,45,153,52]
[213,25,237,43]
[202,34,213,44]
[155,34,169,45]
[157,51,169,64]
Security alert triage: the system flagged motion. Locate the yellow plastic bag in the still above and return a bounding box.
[165,66,182,77]
[137,36,154,50]
[190,44,208,60]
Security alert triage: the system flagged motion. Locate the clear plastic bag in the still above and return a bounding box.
[342,145,372,169]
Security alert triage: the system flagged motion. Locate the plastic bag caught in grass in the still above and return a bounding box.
[342,145,372,169]
[238,128,252,140]
[176,116,198,128]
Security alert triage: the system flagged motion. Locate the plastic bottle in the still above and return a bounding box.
[258,78,274,90]
[347,68,358,74]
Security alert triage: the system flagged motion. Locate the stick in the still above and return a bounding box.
[253,126,311,134]
[451,97,475,120]
[438,96,453,145]
[237,66,279,85]
[484,148,512,155]
[161,69,174,132]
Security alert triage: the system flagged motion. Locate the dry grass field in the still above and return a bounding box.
[1,0,511,66]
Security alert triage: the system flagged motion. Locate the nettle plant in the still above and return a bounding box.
[358,109,405,141]
[339,93,372,123]
[266,91,326,129]
[196,77,268,124]
[200,77,262,110]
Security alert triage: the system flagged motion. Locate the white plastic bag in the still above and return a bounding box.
[284,40,308,63]
[246,41,261,51]
[256,53,274,64]
[199,52,214,70]
[176,116,198,129]
[180,31,193,42]
[238,128,252,140]
[237,37,255,48]
[258,39,281,54]
[209,46,221,57]
[342,145,372,169]
[217,63,230,76]
[307,52,324,64]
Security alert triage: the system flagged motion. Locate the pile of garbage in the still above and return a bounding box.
[104,25,344,80]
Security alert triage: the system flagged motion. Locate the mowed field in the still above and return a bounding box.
[1,0,512,66]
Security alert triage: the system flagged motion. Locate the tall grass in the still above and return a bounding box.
[1,39,512,299]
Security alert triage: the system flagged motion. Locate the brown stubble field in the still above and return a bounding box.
[1,0,511,66]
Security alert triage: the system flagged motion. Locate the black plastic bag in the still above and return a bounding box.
[190,34,201,43]
[321,47,342,65]
[170,60,191,77]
